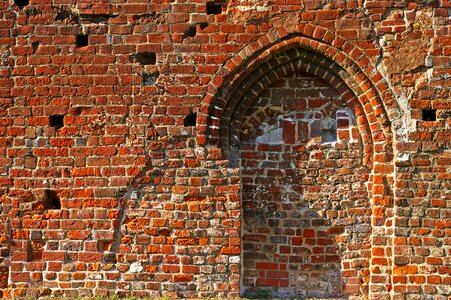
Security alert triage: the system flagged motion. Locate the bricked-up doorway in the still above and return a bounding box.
[237,70,372,298]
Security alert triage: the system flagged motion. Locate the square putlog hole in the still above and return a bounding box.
[183,26,197,40]
[76,34,89,47]
[206,2,222,15]
[184,111,197,126]
[44,190,61,210]
[422,109,436,121]
[50,115,64,130]
[135,52,156,65]
[15,0,29,8]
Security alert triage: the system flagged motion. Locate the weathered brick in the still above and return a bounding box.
[0,2,449,299]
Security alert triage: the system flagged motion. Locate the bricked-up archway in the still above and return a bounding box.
[237,68,372,298]
[224,48,374,167]
[199,29,397,299]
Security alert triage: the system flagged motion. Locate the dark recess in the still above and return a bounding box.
[14,0,29,8]
[55,9,70,21]
[32,41,39,53]
[55,6,79,22]
[135,52,157,65]
[76,34,89,47]
[206,2,222,15]
[159,228,171,236]
[25,7,42,16]
[200,22,209,30]
[422,109,437,121]
[50,115,64,130]
[44,190,61,210]
[184,111,197,126]
[79,14,110,23]
[183,26,197,40]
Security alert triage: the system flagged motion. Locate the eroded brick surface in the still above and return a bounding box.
[0,0,450,299]
[240,73,370,298]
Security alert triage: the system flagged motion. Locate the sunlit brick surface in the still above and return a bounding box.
[0,0,450,299]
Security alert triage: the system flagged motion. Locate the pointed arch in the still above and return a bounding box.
[198,24,397,299]
[198,24,399,154]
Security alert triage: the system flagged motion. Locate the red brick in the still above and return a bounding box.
[173,274,193,282]
[256,278,280,286]
[255,262,279,270]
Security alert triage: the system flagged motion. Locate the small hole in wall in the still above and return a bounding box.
[184,111,197,126]
[98,241,113,252]
[422,109,436,121]
[200,22,208,30]
[159,228,171,236]
[50,115,64,130]
[135,52,156,65]
[44,190,61,210]
[79,14,110,24]
[76,34,89,48]
[31,41,39,53]
[14,0,29,8]
[183,25,197,40]
[206,2,222,14]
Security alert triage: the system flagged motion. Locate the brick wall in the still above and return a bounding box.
[239,72,371,298]
[0,0,450,299]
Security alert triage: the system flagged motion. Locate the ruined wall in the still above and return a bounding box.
[0,0,450,299]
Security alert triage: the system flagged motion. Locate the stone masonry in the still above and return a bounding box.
[0,0,450,299]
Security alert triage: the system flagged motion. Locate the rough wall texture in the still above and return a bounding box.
[239,71,372,298]
[0,0,450,299]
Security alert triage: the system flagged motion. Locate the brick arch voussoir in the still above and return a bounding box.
[224,50,374,166]
[214,48,308,147]
[198,25,397,160]
[196,24,397,300]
